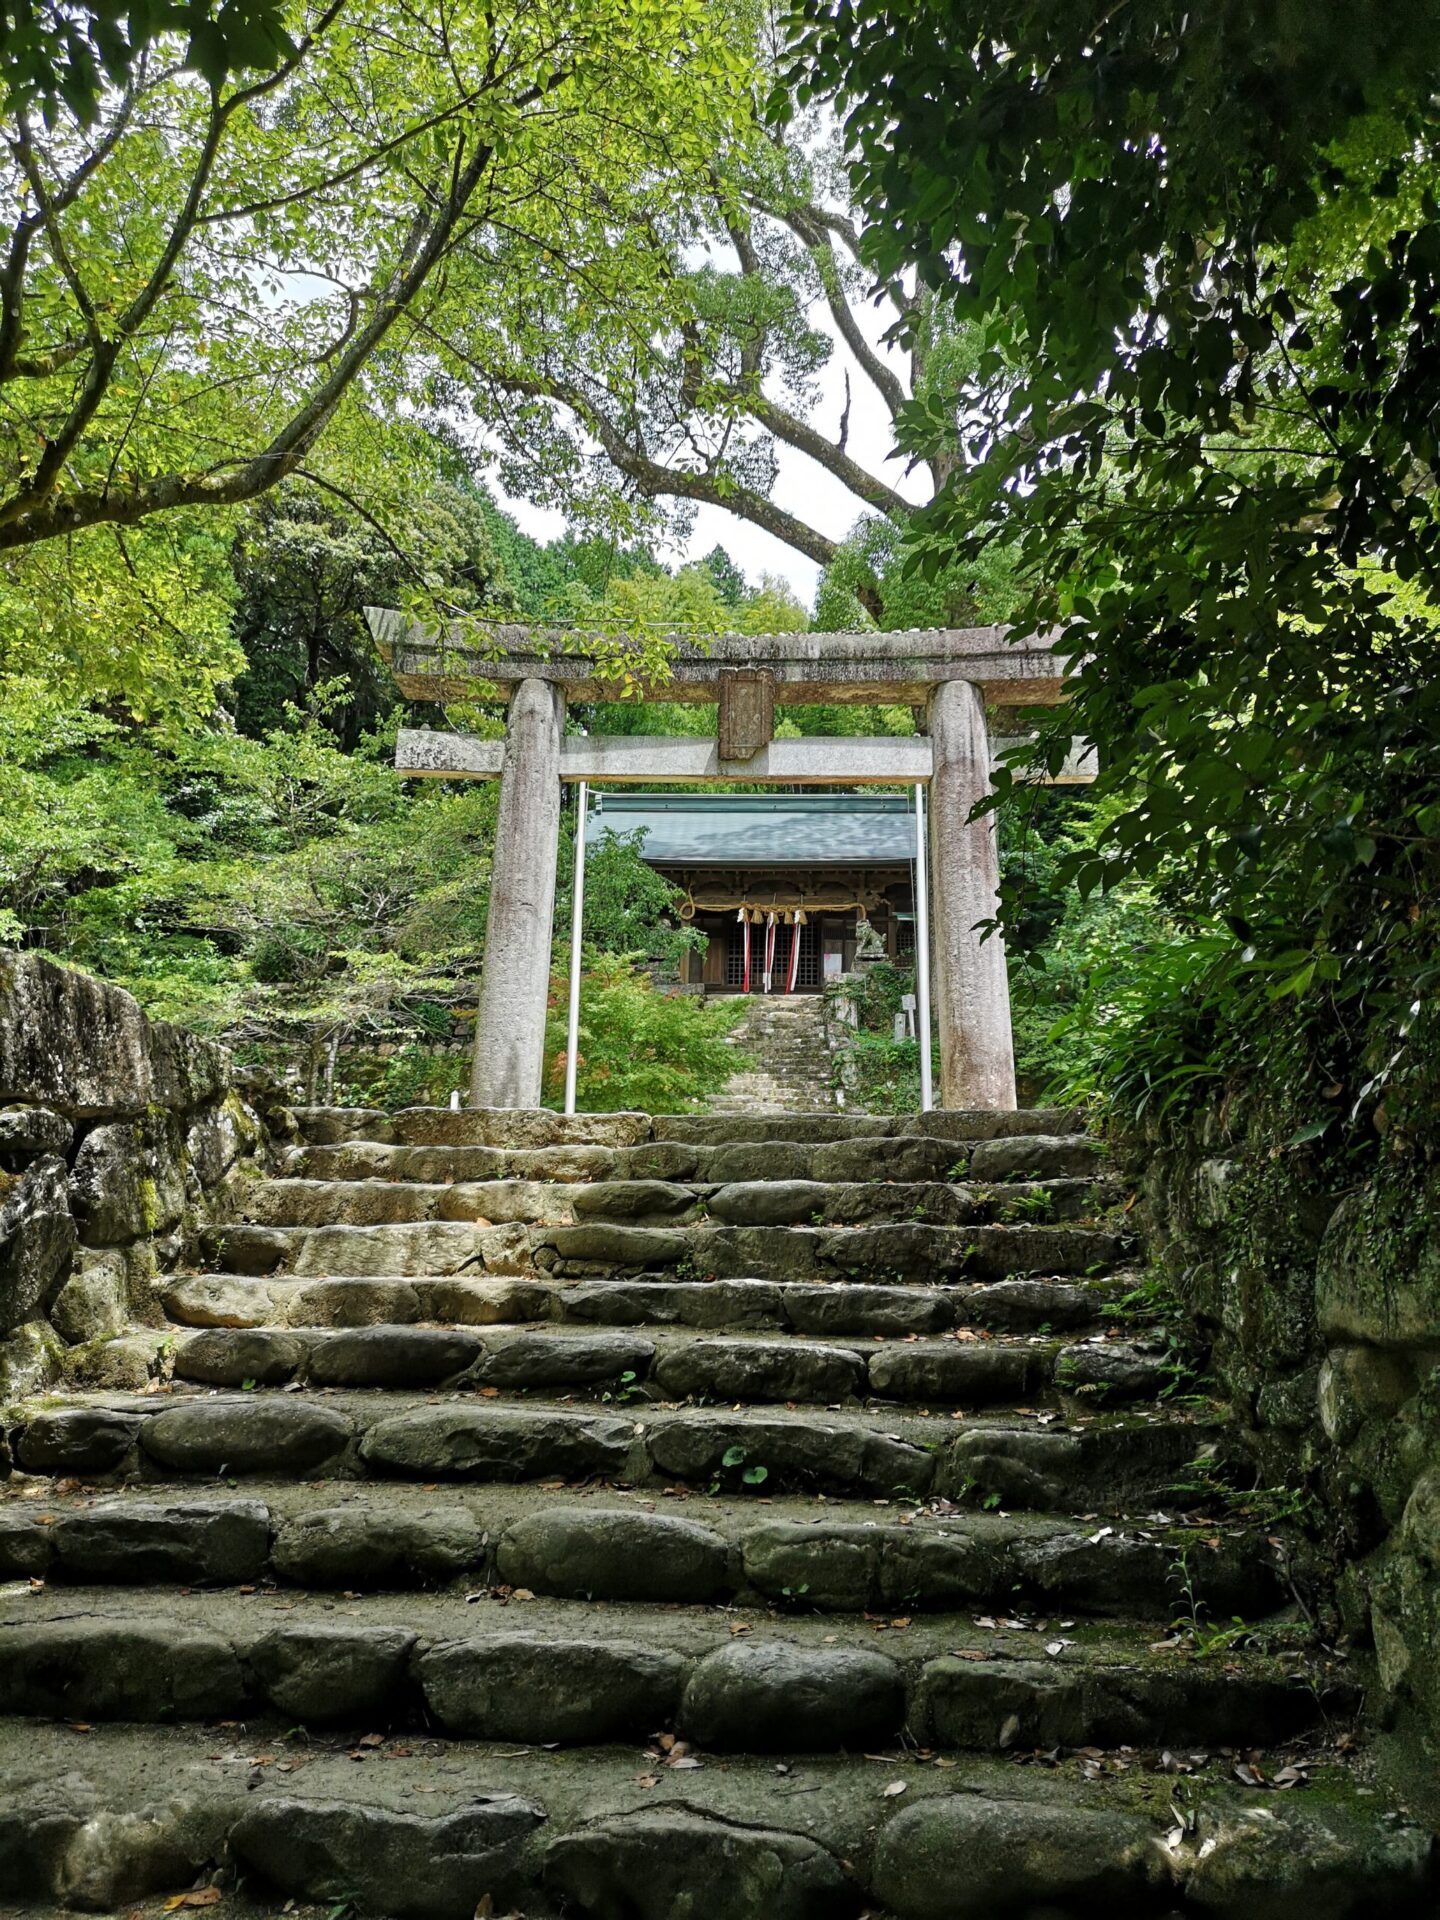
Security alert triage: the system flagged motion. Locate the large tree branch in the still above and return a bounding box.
[691,186,909,518]
[0,122,510,549]
[783,203,908,419]
[0,30,581,550]
[486,364,842,566]
[0,76,141,381]
[743,387,909,518]
[630,450,840,565]
[0,1,351,524]
[719,201,765,380]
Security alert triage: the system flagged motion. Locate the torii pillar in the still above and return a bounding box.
[928,680,1016,1110]
[471,678,565,1108]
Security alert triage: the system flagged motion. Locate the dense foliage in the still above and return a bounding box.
[788,1,1440,1141]
[543,957,746,1113]
[0,0,755,734]
[0,470,817,1109]
[0,0,295,125]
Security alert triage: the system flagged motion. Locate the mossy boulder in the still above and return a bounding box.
[0,1154,75,1332]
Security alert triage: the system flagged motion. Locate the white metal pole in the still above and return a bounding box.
[563,780,588,1115]
[914,782,934,1112]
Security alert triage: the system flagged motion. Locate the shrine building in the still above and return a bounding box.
[585,791,921,993]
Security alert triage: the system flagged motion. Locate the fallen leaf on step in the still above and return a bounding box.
[163,1893,222,1912]
[881,1781,907,1797]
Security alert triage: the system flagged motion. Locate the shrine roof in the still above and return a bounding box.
[586,792,917,867]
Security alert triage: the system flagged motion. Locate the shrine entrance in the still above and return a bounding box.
[368,609,1094,1111]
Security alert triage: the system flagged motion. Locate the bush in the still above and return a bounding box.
[335,1044,471,1112]
[543,955,746,1112]
[248,925,329,986]
[841,1030,921,1114]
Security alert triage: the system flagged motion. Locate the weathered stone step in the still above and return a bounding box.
[291,1105,652,1148]
[8,1388,1225,1507]
[289,1105,1086,1152]
[240,1173,1116,1231]
[287,1129,1104,1188]
[240,1176,580,1228]
[200,1219,534,1277]
[539,1219,1130,1283]
[0,1482,1283,1617]
[649,1109,1086,1146]
[0,1717,1426,1920]
[198,1215,1131,1284]
[286,1139,619,1183]
[164,1269,1143,1341]
[574,1176,1115,1227]
[0,1587,1351,1753]
[554,1273,1141,1338]
[163,1271,557,1330]
[165,1321,1171,1410]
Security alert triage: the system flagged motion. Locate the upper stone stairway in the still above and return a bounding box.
[0,1104,1430,1918]
[708,993,837,1112]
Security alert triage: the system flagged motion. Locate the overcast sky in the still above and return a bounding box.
[492,286,928,614]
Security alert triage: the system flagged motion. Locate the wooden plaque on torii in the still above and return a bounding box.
[717,669,776,762]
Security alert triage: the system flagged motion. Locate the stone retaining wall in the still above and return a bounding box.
[0,954,285,1397]
[1134,1116,1440,1819]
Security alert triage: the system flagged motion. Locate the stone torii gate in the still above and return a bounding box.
[366,610,1088,1113]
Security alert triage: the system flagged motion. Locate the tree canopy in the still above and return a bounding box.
[786,0,1440,1133]
[0,0,753,717]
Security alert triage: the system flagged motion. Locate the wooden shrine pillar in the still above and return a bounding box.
[471,678,564,1108]
[928,679,1017,1110]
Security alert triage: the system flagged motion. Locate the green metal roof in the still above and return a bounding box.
[586,792,918,867]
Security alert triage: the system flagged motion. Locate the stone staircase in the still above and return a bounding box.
[0,1104,1431,1918]
[709,994,836,1112]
